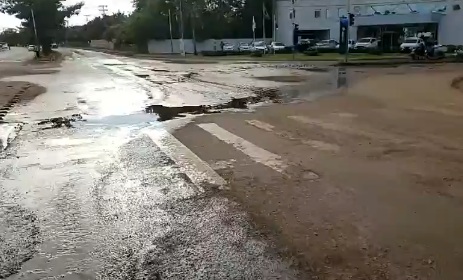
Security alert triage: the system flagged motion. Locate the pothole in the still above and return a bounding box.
[37,114,84,130]
[145,88,281,121]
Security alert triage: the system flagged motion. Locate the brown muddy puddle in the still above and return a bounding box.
[145,88,281,121]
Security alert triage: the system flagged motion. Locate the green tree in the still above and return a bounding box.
[0,0,83,54]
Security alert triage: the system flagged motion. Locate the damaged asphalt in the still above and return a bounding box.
[0,49,334,279]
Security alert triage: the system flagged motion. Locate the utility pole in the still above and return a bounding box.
[345,0,350,63]
[31,8,40,57]
[98,5,108,16]
[84,14,91,22]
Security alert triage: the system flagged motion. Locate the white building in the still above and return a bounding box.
[276,0,463,47]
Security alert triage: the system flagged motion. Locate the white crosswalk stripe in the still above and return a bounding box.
[145,128,227,191]
[197,123,288,173]
[246,119,340,152]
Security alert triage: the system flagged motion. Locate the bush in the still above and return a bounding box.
[315,48,338,53]
[201,51,226,56]
[446,45,457,53]
[304,50,319,56]
[368,49,383,55]
[455,50,463,61]
[274,47,293,54]
[250,51,263,57]
[458,45,463,51]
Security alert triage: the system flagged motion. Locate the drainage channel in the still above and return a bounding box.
[0,84,31,122]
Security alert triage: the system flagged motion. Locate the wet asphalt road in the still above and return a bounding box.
[0,50,303,279]
[0,47,34,63]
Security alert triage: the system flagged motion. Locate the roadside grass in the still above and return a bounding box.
[138,52,408,62]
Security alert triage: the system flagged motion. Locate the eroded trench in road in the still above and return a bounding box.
[145,87,282,121]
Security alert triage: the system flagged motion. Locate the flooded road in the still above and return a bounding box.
[0,50,327,279]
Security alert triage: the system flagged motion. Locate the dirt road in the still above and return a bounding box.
[173,64,463,279]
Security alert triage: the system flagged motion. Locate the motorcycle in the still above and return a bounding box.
[410,44,445,60]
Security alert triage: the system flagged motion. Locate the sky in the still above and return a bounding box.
[0,0,134,29]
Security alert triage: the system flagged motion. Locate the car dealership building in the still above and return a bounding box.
[275,0,463,48]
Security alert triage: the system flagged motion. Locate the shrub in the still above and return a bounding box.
[201,51,226,56]
[446,45,457,53]
[304,50,319,56]
[455,50,463,61]
[316,48,338,53]
[368,49,383,55]
[250,51,263,57]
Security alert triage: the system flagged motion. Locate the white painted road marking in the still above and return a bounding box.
[198,123,288,173]
[146,129,227,191]
[245,120,275,132]
[246,119,340,152]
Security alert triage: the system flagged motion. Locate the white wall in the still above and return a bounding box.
[438,10,463,45]
[147,38,271,54]
[90,39,114,50]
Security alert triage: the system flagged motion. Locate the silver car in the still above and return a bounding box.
[238,42,251,52]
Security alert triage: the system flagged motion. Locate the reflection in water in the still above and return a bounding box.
[337,67,348,88]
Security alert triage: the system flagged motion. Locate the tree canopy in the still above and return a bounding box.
[0,0,83,54]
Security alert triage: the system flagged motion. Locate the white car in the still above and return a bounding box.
[316,39,338,49]
[223,43,235,51]
[269,42,286,52]
[251,41,269,52]
[354,37,379,49]
[28,45,37,51]
[238,42,251,52]
[400,37,423,52]
[1,43,9,50]
[336,40,356,49]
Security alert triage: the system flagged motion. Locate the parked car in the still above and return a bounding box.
[251,41,269,52]
[354,37,379,49]
[238,42,251,52]
[1,43,9,50]
[336,40,356,49]
[297,39,315,52]
[51,43,58,49]
[28,45,37,52]
[434,44,448,53]
[316,39,338,49]
[269,42,286,52]
[222,42,235,51]
[400,37,423,53]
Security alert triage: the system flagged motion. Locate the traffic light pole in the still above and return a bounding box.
[344,0,351,63]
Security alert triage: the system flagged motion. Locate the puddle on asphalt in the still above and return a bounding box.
[145,88,281,121]
[37,114,84,130]
[337,67,348,88]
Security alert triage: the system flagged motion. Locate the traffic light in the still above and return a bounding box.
[293,24,299,46]
[348,13,355,26]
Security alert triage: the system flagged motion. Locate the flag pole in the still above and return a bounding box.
[252,16,256,42]
[262,1,266,44]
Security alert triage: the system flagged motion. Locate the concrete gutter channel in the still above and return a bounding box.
[0,84,34,150]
